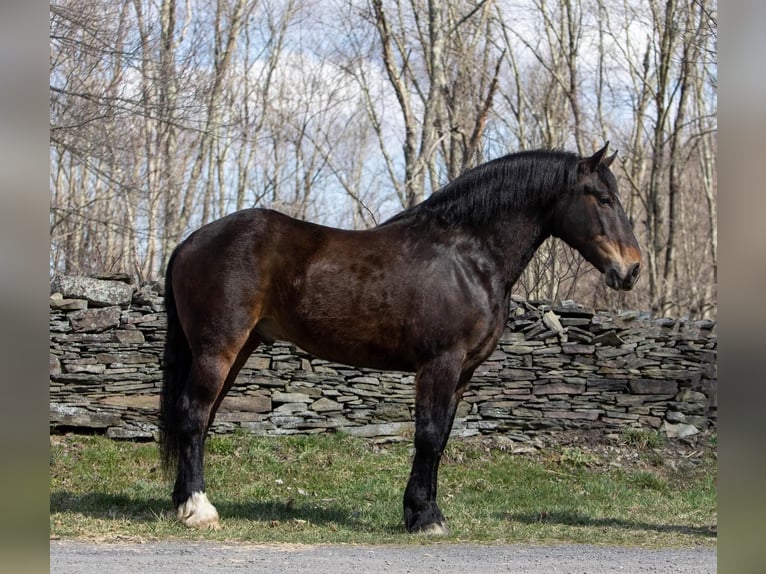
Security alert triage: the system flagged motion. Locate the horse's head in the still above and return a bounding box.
[551,143,641,291]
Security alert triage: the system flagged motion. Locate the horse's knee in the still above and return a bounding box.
[176,354,233,431]
[191,355,231,399]
[413,416,454,460]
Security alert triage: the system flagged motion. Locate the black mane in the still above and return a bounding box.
[381,149,581,228]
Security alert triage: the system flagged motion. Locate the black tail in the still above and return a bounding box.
[160,247,192,477]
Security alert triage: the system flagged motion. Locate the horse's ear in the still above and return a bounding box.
[578,142,610,174]
[602,150,618,168]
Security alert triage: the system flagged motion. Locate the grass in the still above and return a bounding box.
[619,427,666,450]
[50,432,717,547]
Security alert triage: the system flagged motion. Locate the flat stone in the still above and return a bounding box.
[68,306,122,333]
[614,395,647,407]
[216,410,266,423]
[312,365,339,375]
[374,402,410,421]
[566,327,594,342]
[504,345,537,355]
[532,382,585,395]
[111,330,145,344]
[49,403,121,428]
[662,421,699,438]
[637,415,663,428]
[273,361,300,371]
[559,317,592,327]
[50,296,88,311]
[341,421,413,438]
[50,319,72,333]
[481,400,522,410]
[106,426,155,440]
[603,410,639,420]
[220,395,272,413]
[239,421,277,435]
[552,303,595,318]
[511,407,543,418]
[104,382,157,393]
[544,409,601,420]
[63,362,106,374]
[348,376,381,385]
[269,415,305,428]
[532,345,562,355]
[343,386,385,398]
[310,397,343,413]
[271,391,313,404]
[51,275,134,308]
[500,368,534,380]
[665,410,686,423]
[285,383,322,398]
[272,403,309,415]
[587,378,630,391]
[98,395,159,409]
[596,346,634,359]
[91,272,135,284]
[629,379,679,395]
[95,352,156,365]
[562,343,596,354]
[676,389,707,403]
[245,356,272,370]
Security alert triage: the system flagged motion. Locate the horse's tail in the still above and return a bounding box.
[160,247,191,478]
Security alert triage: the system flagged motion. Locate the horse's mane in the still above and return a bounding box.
[380,149,581,229]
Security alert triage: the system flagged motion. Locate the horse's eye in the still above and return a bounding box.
[597,194,613,207]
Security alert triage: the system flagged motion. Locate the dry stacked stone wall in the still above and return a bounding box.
[50,274,717,442]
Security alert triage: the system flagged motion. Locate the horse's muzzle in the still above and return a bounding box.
[606,261,640,291]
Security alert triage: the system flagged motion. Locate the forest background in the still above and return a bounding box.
[49,0,717,318]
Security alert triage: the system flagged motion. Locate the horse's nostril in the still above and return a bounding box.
[629,262,640,280]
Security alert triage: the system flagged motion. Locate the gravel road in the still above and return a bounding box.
[50,540,716,573]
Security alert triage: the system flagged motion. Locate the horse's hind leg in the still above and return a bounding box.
[173,332,261,529]
[172,352,231,529]
[403,355,467,534]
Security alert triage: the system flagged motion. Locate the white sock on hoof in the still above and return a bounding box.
[177,491,220,529]
[420,522,450,536]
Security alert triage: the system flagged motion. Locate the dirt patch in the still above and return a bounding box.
[454,428,717,487]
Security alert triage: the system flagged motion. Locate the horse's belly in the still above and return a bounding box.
[254,293,419,371]
[282,312,418,372]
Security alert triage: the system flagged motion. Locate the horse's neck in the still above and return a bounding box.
[484,212,550,291]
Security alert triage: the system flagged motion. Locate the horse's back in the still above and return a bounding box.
[177,207,311,252]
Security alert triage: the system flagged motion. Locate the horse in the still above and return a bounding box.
[160,142,641,534]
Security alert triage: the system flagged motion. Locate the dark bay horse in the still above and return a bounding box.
[160,143,641,533]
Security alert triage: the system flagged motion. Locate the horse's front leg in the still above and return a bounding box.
[403,355,467,534]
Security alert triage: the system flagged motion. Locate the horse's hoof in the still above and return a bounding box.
[418,521,450,536]
[407,517,450,535]
[177,491,221,530]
